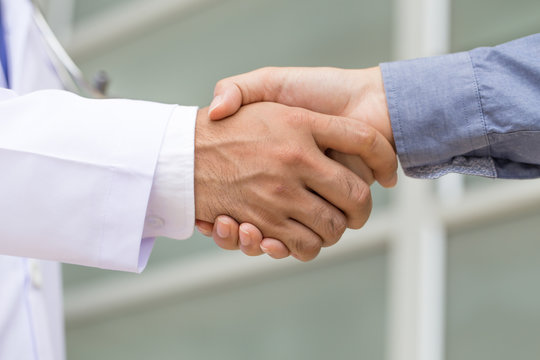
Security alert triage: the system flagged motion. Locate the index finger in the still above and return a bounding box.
[308,112,398,188]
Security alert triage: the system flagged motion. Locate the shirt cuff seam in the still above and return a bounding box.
[380,62,411,170]
[468,51,496,176]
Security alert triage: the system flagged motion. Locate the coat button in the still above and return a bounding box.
[28,260,43,289]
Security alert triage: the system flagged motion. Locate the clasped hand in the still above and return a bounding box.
[194,66,397,261]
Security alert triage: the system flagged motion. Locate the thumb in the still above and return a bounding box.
[208,82,243,120]
[208,67,288,121]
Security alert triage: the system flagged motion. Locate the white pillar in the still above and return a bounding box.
[393,0,450,60]
[387,0,451,360]
[388,179,446,360]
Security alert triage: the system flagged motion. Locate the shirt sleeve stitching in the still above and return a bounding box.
[384,65,410,168]
[488,129,540,136]
[467,53,491,157]
[468,52,495,174]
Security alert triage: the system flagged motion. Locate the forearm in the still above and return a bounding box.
[381,33,540,179]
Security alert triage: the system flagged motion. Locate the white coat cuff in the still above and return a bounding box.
[142,106,197,240]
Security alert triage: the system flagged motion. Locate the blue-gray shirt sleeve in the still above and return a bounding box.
[380,33,540,179]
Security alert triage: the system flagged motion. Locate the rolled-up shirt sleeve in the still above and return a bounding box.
[380,33,540,179]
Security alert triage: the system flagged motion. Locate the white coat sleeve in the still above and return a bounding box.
[0,88,196,272]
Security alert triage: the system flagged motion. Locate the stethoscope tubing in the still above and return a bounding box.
[31,0,108,98]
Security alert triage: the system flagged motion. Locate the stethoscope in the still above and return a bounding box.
[31,0,109,98]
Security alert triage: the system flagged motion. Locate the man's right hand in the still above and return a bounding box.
[194,102,396,261]
[209,66,395,154]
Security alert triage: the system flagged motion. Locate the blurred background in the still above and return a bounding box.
[38,0,540,359]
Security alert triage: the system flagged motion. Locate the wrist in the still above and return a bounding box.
[194,107,211,221]
[351,67,395,150]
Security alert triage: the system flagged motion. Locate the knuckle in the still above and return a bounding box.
[315,205,346,246]
[335,168,358,200]
[214,78,228,93]
[272,182,290,196]
[336,172,372,229]
[257,67,286,102]
[264,177,298,200]
[252,208,283,233]
[349,178,371,208]
[349,210,371,229]
[349,184,372,229]
[328,116,346,134]
[275,144,308,167]
[326,213,347,246]
[285,108,310,128]
[294,235,322,261]
[357,126,378,153]
[257,66,276,80]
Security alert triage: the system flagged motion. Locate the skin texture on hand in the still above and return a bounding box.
[210,66,394,150]
[194,103,396,261]
[197,66,396,259]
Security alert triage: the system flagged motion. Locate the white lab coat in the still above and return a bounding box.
[0,1,196,358]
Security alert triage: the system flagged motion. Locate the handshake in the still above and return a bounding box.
[194,66,398,261]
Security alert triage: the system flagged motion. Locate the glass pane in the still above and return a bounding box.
[66,250,388,360]
[73,0,137,23]
[451,0,540,51]
[446,206,540,360]
[77,0,393,105]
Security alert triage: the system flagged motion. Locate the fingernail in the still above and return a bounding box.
[209,95,222,113]
[196,225,212,237]
[385,172,398,188]
[239,227,251,247]
[260,245,272,256]
[216,219,230,238]
[391,172,398,185]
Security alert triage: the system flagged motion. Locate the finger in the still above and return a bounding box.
[304,154,372,229]
[326,149,375,186]
[308,113,398,188]
[238,223,264,256]
[195,220,213,237]
[260,238,290,259]
[212,215,240,251]
[219,221,290,259]
[272,220,322,262]
[288,190,347,248]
